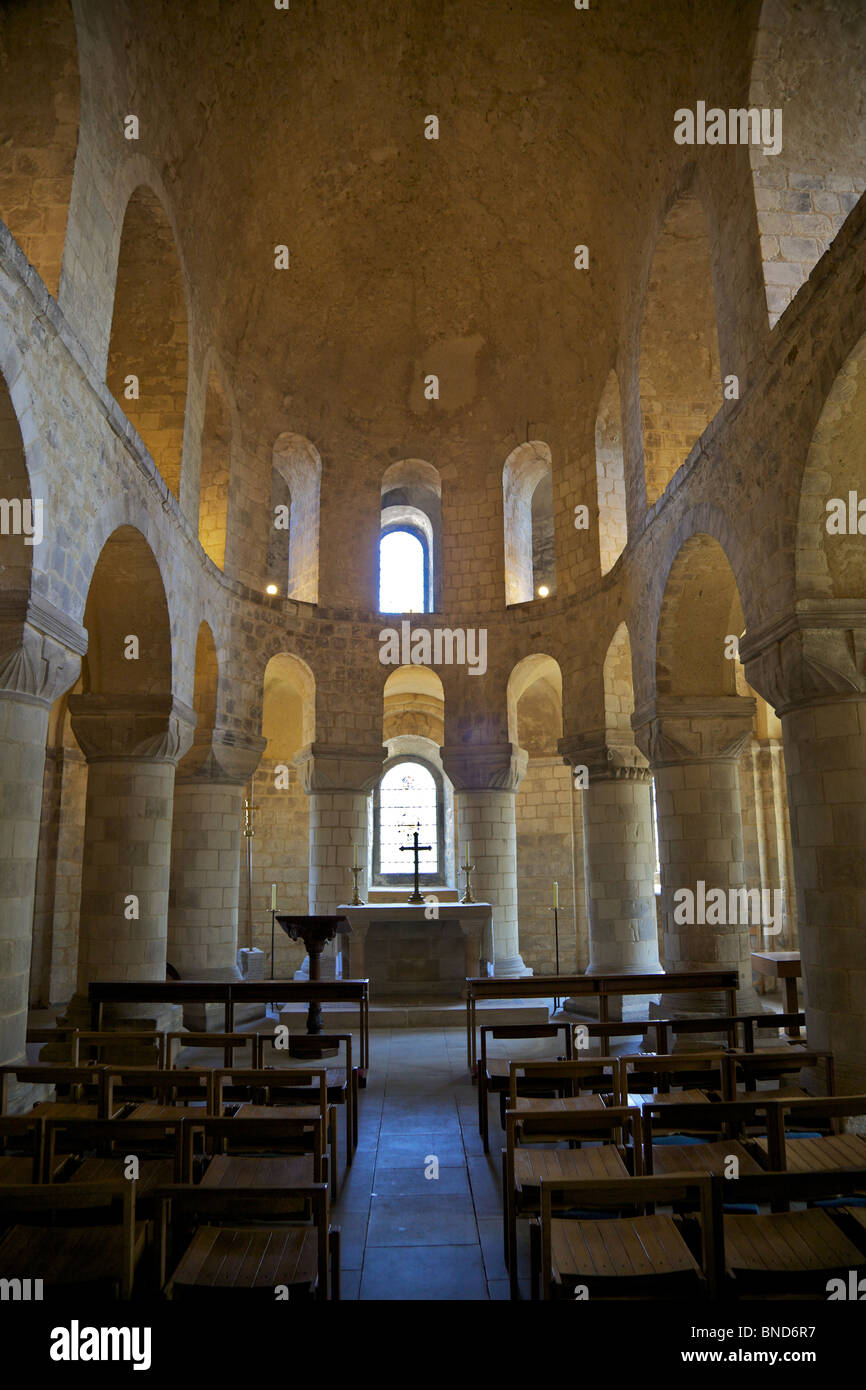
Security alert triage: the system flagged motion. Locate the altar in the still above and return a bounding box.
[336,902,494,999]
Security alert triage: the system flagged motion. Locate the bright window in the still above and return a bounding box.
[379,529,426,613]
[377,761,439,876]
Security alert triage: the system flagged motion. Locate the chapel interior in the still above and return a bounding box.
[1,0,866,1309]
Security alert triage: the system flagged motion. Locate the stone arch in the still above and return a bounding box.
[380,459,442,613]
[655,534,745,698]
[80,525,173,697]
[0,0,79,297]
[382,665,445,745]
[271,434,322,603]
[639,191,722,508]
[595,370,627,575]
[198,371,232,571]
[750,0,866,328]
[262,652,317,757]
[603,622,637,742]
[176,622,219,776]
[796,329,866,600]
[507,653,563,753]
[0,367,35,594]
[502,442,555,604]
[106,185,189,500]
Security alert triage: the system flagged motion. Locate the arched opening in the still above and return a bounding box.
[377,665,450,888]
[796,330,866,600]
[595,370,627,574]
[80,526,173,697]
[656,535,745,699]
[270,434,322,602]
[379,459,442,613]
[374,758,443,883]
[106,186,189,500]
[503,442,556,604]
[639,194,722,507]
[255,653,316,973]
[750,0,866,327]
[0,0,79,297]
[508,654,576,973]
[175,622,219,778]
[198,373,231,571]
[0,369,35,592]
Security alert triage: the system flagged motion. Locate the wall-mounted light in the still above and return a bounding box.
[537,585,550,598]
[266,584,278,596]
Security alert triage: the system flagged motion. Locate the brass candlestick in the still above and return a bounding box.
[460,857,476,904]
[349,864,365,906]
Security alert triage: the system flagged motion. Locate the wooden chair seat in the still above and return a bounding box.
[71,1156,176,1193]
[548,1212,703,1294]
[514,1145,628,1191]
[200,1154,316,1196]
[29,1102,101,1120]
[169,1223,320,1296]
[754,1133,866,1173]
[0,1155,39,1184]
[0,1220,148,1291]
[513,1095,605,1114]
[724,1208,866,1283]
[650,1139,764,1177]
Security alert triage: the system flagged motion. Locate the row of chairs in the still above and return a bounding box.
[0,1111,339,1299]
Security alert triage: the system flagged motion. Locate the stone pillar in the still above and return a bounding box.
[293,744,386,979]
[633,696,763,1016]
[748,736,797,952]
[742,616,866,1090]
[168,728,266,980]
[0,598,84,1085]
[559,739,662,1020]
[441,743,532,978]
[66,694,195,1030]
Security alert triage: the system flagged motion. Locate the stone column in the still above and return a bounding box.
[559,738,662,1015]
[167,728,266,981]
[66,693,195,1030]
[0,599,83,1079]
[441,743,532,978]
[742,615,866,1090]
[633,696,763,1016]
[293,744,386,979]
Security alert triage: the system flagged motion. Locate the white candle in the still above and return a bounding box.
[352,842,358,869]
[271,883,277,911]
[464,842,472,868]
[553,880,559,908]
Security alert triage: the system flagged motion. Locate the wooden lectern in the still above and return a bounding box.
[276,913,351,1056]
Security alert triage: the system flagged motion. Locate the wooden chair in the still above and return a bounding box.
[213,1068,337,1198]
[155,1182,339,1300]
[618,1051,729,1106]
[167,1031,254,1069]
[728,1047,834,1102]
[189,1115,328,1199]
[255,1031,359,1167]
[503,1104,642,1298]
[507,1056,620,1114]
[537,1173,716,1300]
[709,1169,866,1297]
[755,1095,866,1176]
[107,1066,216,1116]
[653,1016,741,1053]
[0,1063,115,1119]
[477,1022,573,1154]
[45,1116,188,1190]
[72,1030,167,1068]
[0,1182,141,1299]
[0,1115,45,1183]
[741,1012,806,1048]
[641,1098,778,1179]
[568,1019,663,1054]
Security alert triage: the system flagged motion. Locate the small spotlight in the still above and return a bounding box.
[537,585,550,598]
[266,584,278,596]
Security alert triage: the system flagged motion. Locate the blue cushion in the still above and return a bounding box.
[814,1197,866,1209]
[653,1134,706,1146]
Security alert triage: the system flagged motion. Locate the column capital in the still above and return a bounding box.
[68,693,197,765]
[440,742,528,791]
[558,733,650,782]
[0,589,86,708]
[293,742,387,794]
[632,695,755,767]
[739,601,866,716]
[176,726,267,786]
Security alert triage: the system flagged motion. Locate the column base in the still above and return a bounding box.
[492,954,533,979]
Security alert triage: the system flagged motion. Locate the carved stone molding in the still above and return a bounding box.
[740,603,866,715]
[68,693,197,765]
[0,590,87,709]
[176,726,267,786]
[559,733,651,782]
[293,742,388,795]
[632,696,756,767]
[440,742,528,792]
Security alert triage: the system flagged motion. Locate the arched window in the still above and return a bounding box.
[373,758,444,886]
[502,442,556,603]
[379,527,428,613]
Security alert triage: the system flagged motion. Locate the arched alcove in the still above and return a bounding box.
[198,373,232,571]
[271,434,322,603]
[639,195,722,507]
[595,370,627,574]
[106,186,189,500]
[0,0,79,297]
[379,459,442,613]
[502,442,556,604]
[81,525,173,696]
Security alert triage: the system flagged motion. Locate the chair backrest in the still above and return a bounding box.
[640,1097,779,1173]
[654,1016,741,1053]
[0,1115,45,1179]
[618,1051,729,1099]
[166,1032,253,1068]
[771,1093,866,1164]
[508,1104,643,1172]
[45,1116,186,1183]
[73,1031,167,1068]
[213,1067,328,1113]
[479,1022,573,1073]
[0,1064,109,1115]
[570,1020,662,1053]
[0,1182,137,1298]
[507,1056,619,1108]
[741,1013,806,1049]
[189,1115,326,1181]
[729,1047,834,1096]
[105,1067,215,1112]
